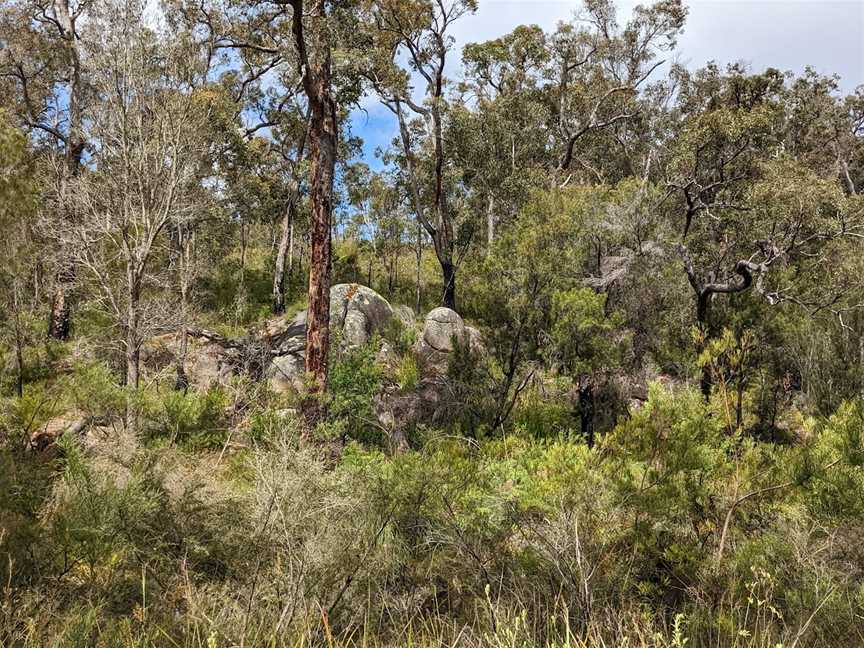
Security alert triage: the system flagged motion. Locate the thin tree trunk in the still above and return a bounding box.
[486,193,495,249]
[392,98,456,311]
[12,281,24,398]
[126,286,140,390]
[415,221,422,314]
[579,378,595,448]
[175,228,191,392]
[387,257,396,296]
[272,110,309,315]
[125,278,141,434]
[48,276,72,340]
[441,257,456,311]
[697,292,712,400]
[272,196,297,315]
[430,97,457,311]
[287,215,295,291]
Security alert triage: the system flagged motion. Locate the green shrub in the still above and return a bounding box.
[141,387,228,449]
[327,340,384,445]
[512,383,577,438]
[395,353,419,392]
[62,362,127,422]
[248,407,301,446]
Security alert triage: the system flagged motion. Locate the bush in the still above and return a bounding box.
[395,353,419,392]
[327,340,384,445]
[141,387,228,449]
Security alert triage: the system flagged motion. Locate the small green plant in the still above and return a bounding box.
[248,407,301,446]
[396,353,419,392]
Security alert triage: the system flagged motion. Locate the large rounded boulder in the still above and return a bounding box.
[329,283,394,348]
[420,307,466,353]
[415,307,468,371]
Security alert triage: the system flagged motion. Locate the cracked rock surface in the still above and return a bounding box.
[415,307,468,371]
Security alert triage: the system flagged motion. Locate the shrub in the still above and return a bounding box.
[395,353,419,392]
[327,340,384,445]
[141,387,228,449]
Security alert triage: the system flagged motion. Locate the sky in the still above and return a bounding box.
[350,0,864,169]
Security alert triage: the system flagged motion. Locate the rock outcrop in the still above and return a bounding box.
[415,307,485,371]
[266,284,397,393]
[417,307,466,358]
[393,304,416,330]
[329,284,394,348]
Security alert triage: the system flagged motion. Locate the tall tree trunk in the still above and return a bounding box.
[126,285,140,390]
[292,0,336,397]
[48,278,72,340]
[579,378,595,448]
[415,221,422,314]
[430,98,457,311]
[288,216,295,289]
[175,228,191,392]
[392,98,457,311]
[48,0,85,340]
[272,112,309,315]
[125,279,141,434]
[12,281,24,398]
[697,291,712,400]
[387,257,395,296]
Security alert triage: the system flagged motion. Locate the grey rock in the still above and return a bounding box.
[374,379,445,453]
[415,307,468,371]
[187,342,231,388]
[330,284,394,348]
[394,304,417,330]
[465,325,485,355]
[585,255,631,290]
[267,353,306,394]
[421,307,466,353]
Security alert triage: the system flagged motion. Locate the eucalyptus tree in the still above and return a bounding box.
[64,0,212,396]
[663,64,864,397]
[456,25,549,247]
[546,0,685,179]
[345,165,409,295]
[0,0,92,339]
[364,0,477,311]
[170,0,362,397]
[783,69,864,195]
[452,0,685,251]
[460,0,684,185]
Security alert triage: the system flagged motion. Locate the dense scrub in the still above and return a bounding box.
[2,352,864,647]
[3,0,864,645]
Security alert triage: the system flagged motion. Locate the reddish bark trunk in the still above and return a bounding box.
[291,0,337,399]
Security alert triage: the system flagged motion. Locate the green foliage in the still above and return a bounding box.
[141,387,228,449]
[63,362,128,422]
[327,340,385,444]
[248,407,301,446]
[548,288,625,376]
[511,384,577,438]
[395,352,419,392]
[0,110,36,225]
[381,315,416,354]
[4,4,864,647]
